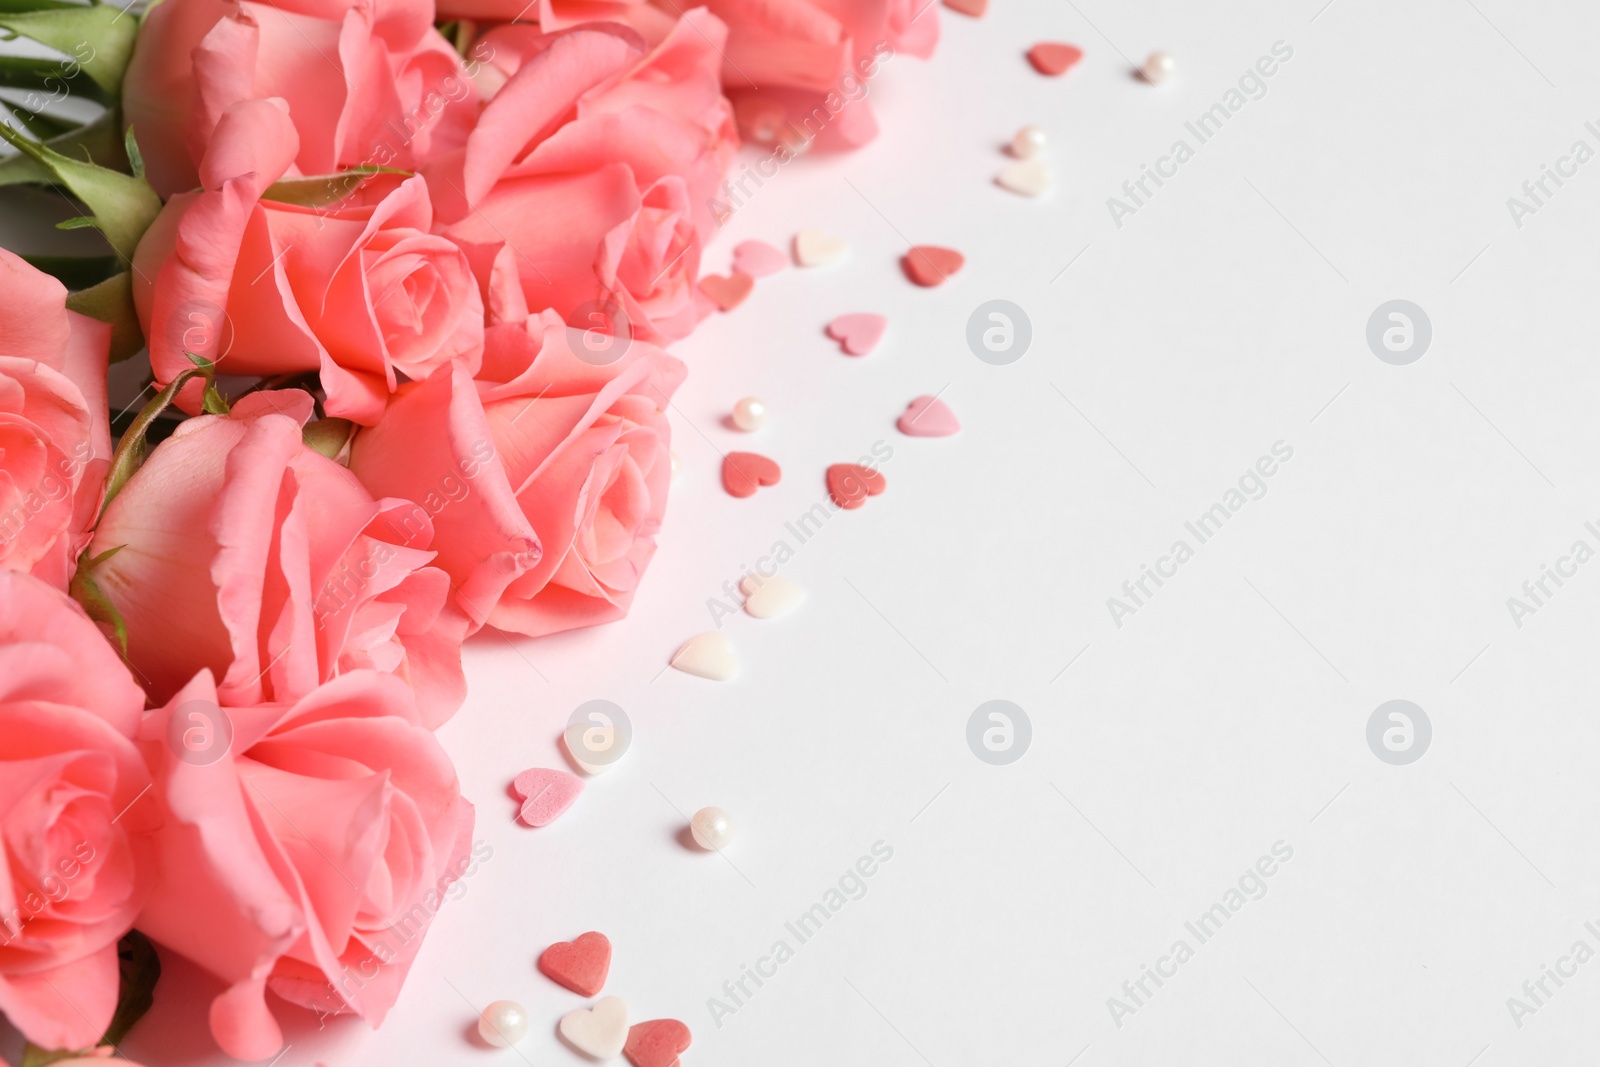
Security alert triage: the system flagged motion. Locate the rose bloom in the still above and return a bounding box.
[133,98,484,424]
[0,249,111,589]
[87,389,468,727]
[123,0,479,198]
[136,668,475,1060]
[349,309,684,637]
[426,14,736,344]
[0,571,152,1053]
[437,0,935,148]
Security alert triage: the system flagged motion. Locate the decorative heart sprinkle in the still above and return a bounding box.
[670,632,739,681]
[561,720,627,775]
[996,159,1052,198]
[740,574,807,620]
[826,464,887,509]
[943,0,987,16]
[902,246,964,287]
[624,1019,693,1067]
[826,313,887,356]
[559,996,629,1059]
[539,932,612,997]
[699,272,754,311]
[732,240,788,278]
[793,230,849,267]
[898,395,960,437]
[1028,42,1083,76]
[512,768,584,827]
[722,451,781,498]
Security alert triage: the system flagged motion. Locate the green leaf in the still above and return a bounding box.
[0,120,160,262]
[65,271,143,362]
[103,930,161,1047]
[69,544,126,655]
[123,123,141,180]
[262,165,410,208]
[303,416,355,461]
[0,109,126,188]
[54,213,95,229]
[102,362,216,512]
[0,3,138,96]
[0,52,112,105]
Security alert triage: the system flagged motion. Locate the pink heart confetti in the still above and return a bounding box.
[826,313,887,356]
[512,768,583,827]
[732,240,788,278]
[898,395,960,437]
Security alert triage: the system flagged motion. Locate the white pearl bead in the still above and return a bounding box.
[690,806,735,850]
[731,397,766,432]
[1142,51,1176,84]
[478,1000,529,1048]
[1011,125,1046,159]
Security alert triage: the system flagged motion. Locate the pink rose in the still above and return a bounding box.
[0,571,151,1053]
[135,669,475,1060]
[123,0,480,199]
[87,390,468,727]
[133,98,484,424]
[0,249,111,589]
[426,15,737,344]
[349,309,684,636]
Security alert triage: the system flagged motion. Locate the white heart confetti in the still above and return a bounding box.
[793,229,849,267]
[558,996,628,1059]
[996,159,1052,198]
[740,575,807,620]
[670,632,739,681]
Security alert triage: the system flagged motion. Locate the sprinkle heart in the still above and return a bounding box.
[943,0,987,15]
[625,1019,693,1067]
[560,996,629,1060]
[793,229,848,267]
[722,451,781,498]
[512,768,583,827]
[996,159,1052,198]
[699,272,754,311]
[670,632,739,681]
[826,313,887,356]
[827,464,887,509]
[539,932,612,997]
[1028,42,1083,76]
[732,239,788,278]
[740,574,807,619]
[902,246,964,287]
[898,395,960,437]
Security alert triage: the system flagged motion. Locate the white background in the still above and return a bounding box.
[13,0,1600,1063]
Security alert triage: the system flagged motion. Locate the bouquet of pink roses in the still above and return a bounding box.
[0,0,935,1059]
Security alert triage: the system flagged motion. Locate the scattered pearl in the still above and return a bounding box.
[731,397,767,432]
[1142,51,1176,84]
[1011,124,1046,159]
[690,806,735,850]
[478,1000,530,1048]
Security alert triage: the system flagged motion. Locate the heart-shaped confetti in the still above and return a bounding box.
[898,395,960,437]
[1028,42,1083,76]
[722,451,781,498]
[826,313,887,356]
[943,0,987,16]
[539,932,612,997]
[793,230,848,267]
[625,1019,693,1067]
[827,464,887,509]
[732,240,788,278]
[902,246,964,287]
[560,996,629,1059]
[512,768,583,827]
[740,574,807,620]
[699,272,754,311]
[996,159,1052,198]
[670,632,739,681]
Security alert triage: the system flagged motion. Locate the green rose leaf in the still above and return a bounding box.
[0,120,160,263]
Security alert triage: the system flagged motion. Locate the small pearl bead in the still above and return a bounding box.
[1011,125,1046,159]
[690,806,735,850]
[731,397,766,432]
[478,1000,529,1048]
[1142,51,1176,84]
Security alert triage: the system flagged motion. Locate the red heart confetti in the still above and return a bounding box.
[902,246,964,288]
[943,0,987,16]
[511,768,583,827]
[624,1019,693,1067]
[827,463,887,509]
[1027,42,1083,77]
[699,272,754,311]
[538,932,612,997]
[722,452,781,498]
